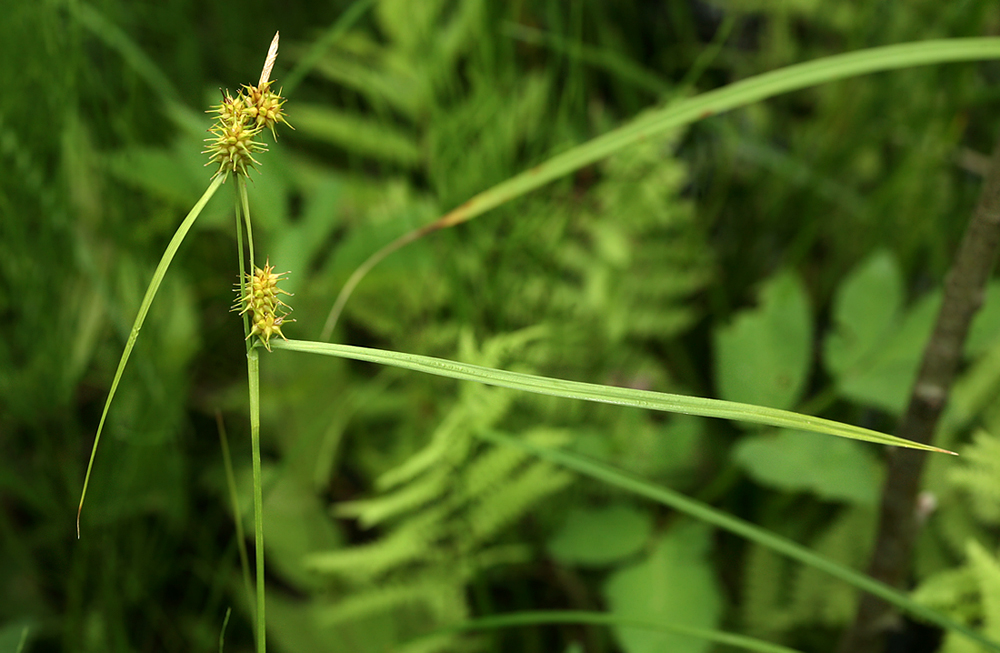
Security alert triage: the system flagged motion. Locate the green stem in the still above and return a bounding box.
[216,411,254,625]
[235,189,250,349]
[76,174,225,537]
[235,174,265,652]
[238,178,255,273]
[247,347,265,653]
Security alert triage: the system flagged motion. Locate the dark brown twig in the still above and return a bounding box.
[838,140,1000,653]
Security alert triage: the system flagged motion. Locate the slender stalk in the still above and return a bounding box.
[839,140,1000,652]
[235,175,266,652]
[247,347,265,653]
[239,178,255,273]
[235,189,250,348]
[216,411,254,624]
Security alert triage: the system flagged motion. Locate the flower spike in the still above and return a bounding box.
[236,259,295,351]
[203,31,290,178]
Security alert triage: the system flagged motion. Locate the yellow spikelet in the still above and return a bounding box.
[235,259,294,351]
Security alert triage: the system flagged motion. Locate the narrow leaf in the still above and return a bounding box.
[76,175,225,537]
[475,430,1000,652]
[270,339,953,453]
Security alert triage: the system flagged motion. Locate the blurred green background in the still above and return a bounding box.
[4,1,1000,652]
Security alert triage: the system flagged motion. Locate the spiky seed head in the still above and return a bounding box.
[236,259,294,351]
[203,116,267,179]
[242,82,293,139]
[203,33,290,178]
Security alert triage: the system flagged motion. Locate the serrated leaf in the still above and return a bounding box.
[715,271,811,411]
[603,522,723,653]
[733,430,883,504]
[547,504,654,567]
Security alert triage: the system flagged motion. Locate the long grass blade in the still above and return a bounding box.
[475,431,1000,652]
[409,610,803,653]
[321,37,1000,338]
[215,411,254,624]
[270,339,952,453]
[76,175,225,537]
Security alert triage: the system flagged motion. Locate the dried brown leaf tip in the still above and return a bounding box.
[236,259,295,351]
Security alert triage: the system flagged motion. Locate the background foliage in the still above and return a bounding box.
[4,1,1000,652]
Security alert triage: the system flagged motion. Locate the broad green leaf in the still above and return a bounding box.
[272,339,952,453]
[824,251,904,377]
[834,292,940,414]
[547,504,654,567]
[733,431,883,505]
[715,271,811,411]
[603,522,722,653]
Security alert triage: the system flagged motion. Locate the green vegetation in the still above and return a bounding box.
[5,1,1000,652]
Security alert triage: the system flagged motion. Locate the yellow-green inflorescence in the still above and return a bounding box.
[236,260,295,351]
[203,81,291,179]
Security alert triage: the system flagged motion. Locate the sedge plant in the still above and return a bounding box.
[77,32,292,653]
[76,26,1000,652]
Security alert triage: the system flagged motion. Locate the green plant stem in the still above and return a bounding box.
[76,174,225,537]
[218,607,232,653]
[238,178,255,273]
[475,431,1000,653]
[247,347,265,653]
[235,189,250,348]
[840,139,1000,652]
[235,174,266,652]
[216,411,254,624]
[410,610,802,653]
[320,38,1000,338]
